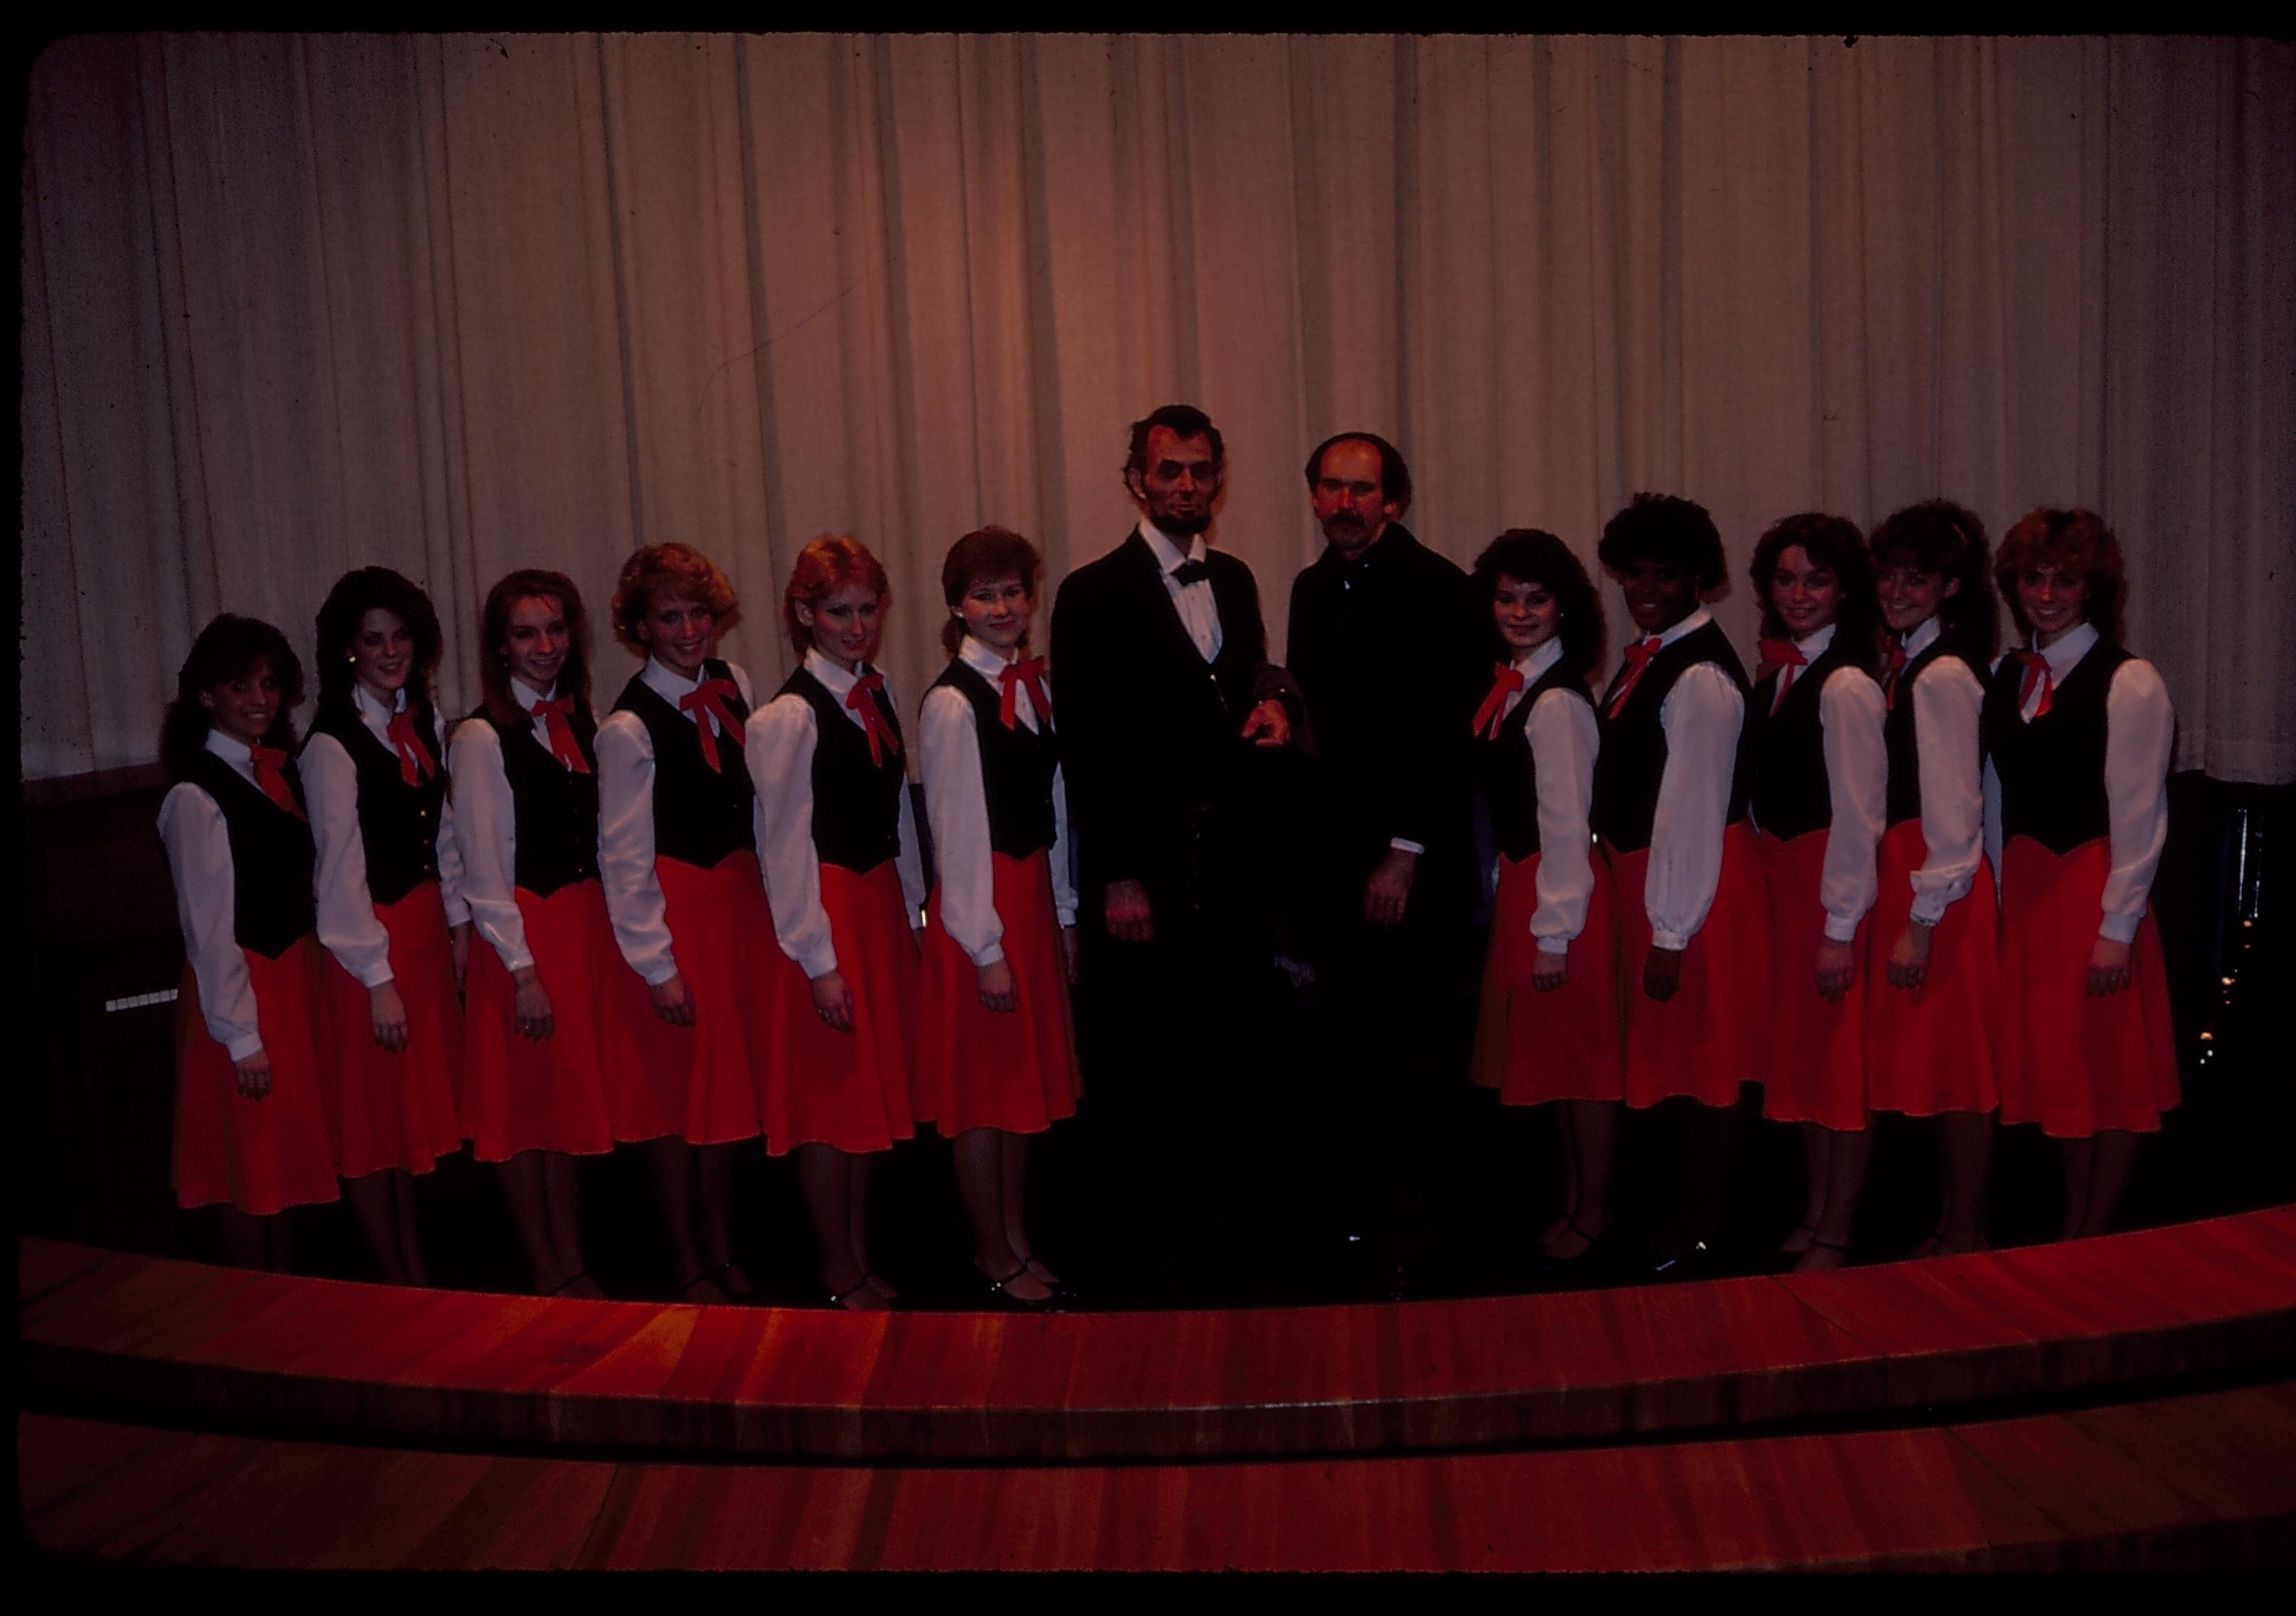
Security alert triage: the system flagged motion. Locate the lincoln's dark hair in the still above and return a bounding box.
[478,568,592,732]
[1748,512,1881,677]
[1595,493,1729,593]
[1470,529,1605,690]
[1123,403,1225,483]
[160,615,306,780]
[1996,507,2127,648]
[940,527,1043,656]
[1303,432,1412,512]
[1870,500,1998,662]
[313,566,444,736]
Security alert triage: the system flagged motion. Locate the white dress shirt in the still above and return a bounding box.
[1781,622,1890,942]
[745,648,928,980]
[1492,638,1602,957]
[917,635,1080,967]
[1896,616,1987,926]
[1638,608,1747,952]
[303,683,467,989]
[448,675,591,975]
[596,657,763,986]
[1138,517,1222,662]
[157,729,276,1061]
[1981,622,2173,943]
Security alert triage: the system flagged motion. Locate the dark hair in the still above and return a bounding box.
[1596,493,1729,593]
[1748,512,1881,676]
[313,566,444,736]
[1303,432,1412,512]
[1123,403,1225,483]
[1995,507,2127,647]
[611,544,742,657]
[784,534,891,653]
[1470,529,1606,690]
[478,568,592,731]
[160,615,307,780]
[1870,500,1998,662]
[940,527,1043,657]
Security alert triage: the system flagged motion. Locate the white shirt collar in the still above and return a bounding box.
[351,681,408,727]
[958,634,1019,679]
[205,728,255,766]
[2030,619,2099,679]
[1512,637,1565,683]
[1137,517,1208,576]
[1901,615,1942,658]
[1637,605,1713,651]
[510,674,556,711]
[640,656,707,704]
[1792,622,1838,660]
[804,646,870,697]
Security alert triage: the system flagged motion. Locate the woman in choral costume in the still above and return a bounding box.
[158,615,342,1267]
[746,537,925,1311]
[304,568,468,1284]
[914,528,1082,1308]
[1463,530,1621,1269]
[1981,510,2178,1240]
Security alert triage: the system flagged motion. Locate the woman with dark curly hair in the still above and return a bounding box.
[1981,508,2177,1241]
[1867,501,2001,1257]
[158,615,341,1269]
[1463,529,1620,1269]
[597,542,772,1303]
[305,567,468,1285]
[1742,515,1888,1272]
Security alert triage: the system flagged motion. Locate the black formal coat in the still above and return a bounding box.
[1049,528,1295,926]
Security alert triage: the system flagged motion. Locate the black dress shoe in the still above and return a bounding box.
[1649,1238,1718,1281]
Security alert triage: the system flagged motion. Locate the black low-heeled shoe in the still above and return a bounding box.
[981,1263,1057,1312]
[1538,1217,1613,1278]
[828,1273,895,1311]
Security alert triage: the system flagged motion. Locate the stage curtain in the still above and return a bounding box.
[22,34,2294,783]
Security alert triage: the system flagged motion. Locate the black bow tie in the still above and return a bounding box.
[1171,559,1210,586]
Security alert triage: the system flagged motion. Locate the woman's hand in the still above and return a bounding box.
[1887,921,1934,991]
[1062,926,1079,984]
[649,971,696,1027]
[512,967,554,1041]
[232,1046,274,1100]
[2087,936,2134,997]
[811,968,856,1033]
[977,957,1018,1014]
[1240,699,1291,750]
[1104,878,1154,944]
[1814,938,1857,1002]
[369,981,411,1051]
[1531,944,1570,993]
[1643,945,1684,1002]
[450,923,473,994]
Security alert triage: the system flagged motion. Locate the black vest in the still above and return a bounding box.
[930,661,1059,859]
[473,705,602,897]
[1480,660,1592,863]
[614,661,755,870]
[181,749,318,960]
[779,664,906,874]
[1981,639,2134,855]
[308,702,446,907]
[1590,620,1751,854]
[1883,640,1978,829]
[1745,643,1864,842]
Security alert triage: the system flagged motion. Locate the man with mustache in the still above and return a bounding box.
[1282,432,1483,1294]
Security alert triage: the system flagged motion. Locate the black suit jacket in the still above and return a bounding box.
[1050,529,1293,916]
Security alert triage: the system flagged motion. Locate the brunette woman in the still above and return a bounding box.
[1463,530,1620,1268]
[305,568,468,1284]
[1982,509,2177,1240]
[746,536,925,1311]
[914,527,1081,1308]
[159,616,343,1269]
[1867,502,2000,1257]
[597,544,773,1303]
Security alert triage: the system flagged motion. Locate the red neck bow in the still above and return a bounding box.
[384,707,436,787]
[677,678,744,773]
[846,671,902,768]
[1879,641,1908,710]
[1473,663,1525,740]
[1606,636,1665,719]
[531,696,592,775]
[248,744,305,819]
[997,657,1052,731]
[2010,648,2056,719]
[1756,638,1808,712]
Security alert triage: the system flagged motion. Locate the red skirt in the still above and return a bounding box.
[1865,819,2000,1117]
[1614,821,1771,1110]
[915,849,1081,1135]
[174,938,342,1216]
[318,881,467,1178]
[761,860,918,1156]
[625,853,772,1147]
[461,880,634,1161]
[1755,829,1872,1131]
[1470,850,1623,1104]
[1996,836,2179,1138]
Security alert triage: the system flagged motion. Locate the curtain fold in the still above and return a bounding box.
[23,33,2295,783]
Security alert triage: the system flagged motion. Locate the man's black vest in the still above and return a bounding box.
[778,664,906,874]
[930,660,1058,859]
[1590,619,1752,855]
[1883,640,1979,829]
[1981,639,2134,855]
[472,704,602,896]
[613,661,755,870]
[1479,659,1593,864]
[307,702,446,905]
[181,749,318,958]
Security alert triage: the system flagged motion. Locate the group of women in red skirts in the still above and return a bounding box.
[159,493,2176,1306]
[160,530,1076,1309]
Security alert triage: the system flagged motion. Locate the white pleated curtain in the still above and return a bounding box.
[22,34,2296,783]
